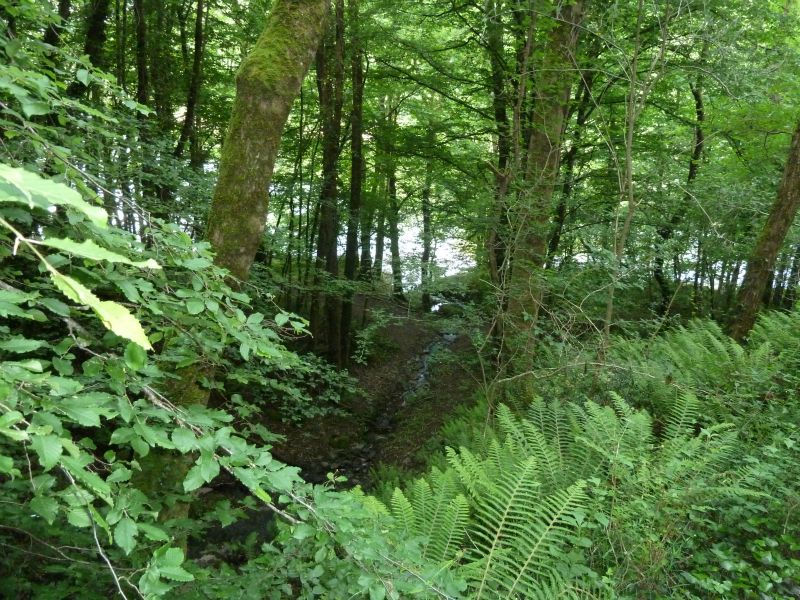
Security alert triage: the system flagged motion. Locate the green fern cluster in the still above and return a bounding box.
[608,313,800,424]
[378,386,771,598]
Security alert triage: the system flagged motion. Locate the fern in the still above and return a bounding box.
[425,494,470,562]
[389,487,415,536]
[663,390,700,439]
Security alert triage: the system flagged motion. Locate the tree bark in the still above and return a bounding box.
[133,0,149,105]
[387,163,403,299]
[137,0,327,525]
[310,0,345,365]
[373,207,386,281]
[341,0,364,362]
[654,82,705,314]
[730,121,800,341]
[174,0,206,159]
[206,0,327,281]
[506,1,585,334]
[43,0,71,49]
[420,138,434,312]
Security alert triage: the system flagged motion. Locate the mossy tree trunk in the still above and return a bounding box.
[137,0,327,520]
[730,120,800,341]
[506,1,585,343]
[206,0,327,281]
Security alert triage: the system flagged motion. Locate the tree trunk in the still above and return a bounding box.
[133,0,149,105]
[485,0,511,288]
[66,0,111,97]
[373,207,386,281]
[654,81,705,314]
[44,0,71,49]
[358,202,373,281]
[310,0,345,366]
[174,0,206,159]
[730,120,800,340]
[388,166,403,299]
[206,0,326,281]
[506,1,585,334]
[420,139,434,312]
[340,1,364,362]
[137,0,327,522]
[115,0,127,89]
[546,66,598,269]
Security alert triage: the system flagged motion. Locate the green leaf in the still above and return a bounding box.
[51,271,152,350]
[107,466,132,483]
[138,523,169,542]
[159,547,186,567]
[181,257,212,270]
[38,238,161,269]
[266,466,299,492]
[21,100,50,118]
[158,566,194,582]
[186,298,205,315]
[30,496,59,524]
[292,522,315,540]
[198,453,220,483]
[0,164,107,228]
[67,508,92,528]
[114,517,138,555]
[0,336,45,353]
[76,68,90,86]
[0,454,14,474]
[0,411,23,428]
[60,455,112,504]
[171,428,196,453]
[155,547,194,581]
[31,434,63,470]
[275,313,290,327]
[60,396,102,427]
[124,342,147,371]
[183,464,205,492]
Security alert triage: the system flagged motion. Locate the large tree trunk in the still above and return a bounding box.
[138,0,326,524]
[506,1,585,336]
[730,121,800,341]
[206,0,327,281]
[340,0,364,363]
[310,0,345,366]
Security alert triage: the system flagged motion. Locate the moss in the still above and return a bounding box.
[206,0,327,282]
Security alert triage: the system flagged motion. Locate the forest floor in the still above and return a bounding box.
[194,299,481,559]
[267,297,481,489]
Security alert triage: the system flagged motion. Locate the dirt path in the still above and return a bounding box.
[267,300,479,487]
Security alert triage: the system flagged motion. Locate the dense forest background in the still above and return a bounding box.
[2,0,800,598]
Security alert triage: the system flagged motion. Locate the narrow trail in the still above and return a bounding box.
[194,300,479,560]
[267,300,478,487]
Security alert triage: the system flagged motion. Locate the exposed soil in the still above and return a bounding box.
[192,298,481,559]
[266,298,479,488]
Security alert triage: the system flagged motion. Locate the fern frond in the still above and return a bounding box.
[389,487,415,536]
[469,457,542,599]
[503,482,589,598]
[425,494,470,562]
[664,390,700,439]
